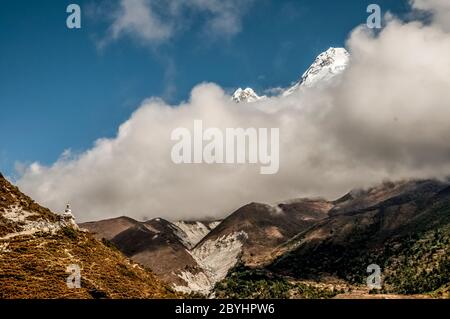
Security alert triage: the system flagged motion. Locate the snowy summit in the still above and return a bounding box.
[231,48,350,102]
[283,47,350,95]
[231,88,266,103]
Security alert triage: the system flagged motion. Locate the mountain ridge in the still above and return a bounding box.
[79,216,221,292]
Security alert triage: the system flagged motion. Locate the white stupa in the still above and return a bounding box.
[63,203,74,218]
[61,203,79,229]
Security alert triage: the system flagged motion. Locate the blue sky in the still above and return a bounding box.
[0,0,410,178]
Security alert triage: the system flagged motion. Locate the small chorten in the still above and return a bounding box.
[62,203,78,229]
[63,203,73,216]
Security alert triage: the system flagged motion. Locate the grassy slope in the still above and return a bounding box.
[0,229,178,299]
[0,173,177,299]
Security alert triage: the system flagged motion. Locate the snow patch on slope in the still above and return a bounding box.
[173,221,220,249]
[0,242,11,253]
[232,88,266,103]
[174,231,248,293]
[2,206,38,222]
[173,270,214,294]
[0,205,78,240]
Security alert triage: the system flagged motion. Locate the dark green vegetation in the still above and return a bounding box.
[214,265,341,299]
[382,225,450,296]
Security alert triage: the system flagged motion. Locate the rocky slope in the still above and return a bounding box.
[79,200,331,294]
[195,200,330,266]
[173,200,331,293]
[80,217,220,292]
[0,173,175,299]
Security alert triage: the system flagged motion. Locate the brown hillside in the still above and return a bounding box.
[0,173,176,299]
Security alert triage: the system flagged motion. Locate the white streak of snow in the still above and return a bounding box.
[175,231,247,294]
[173,221,220,249]
[0,205,78,240]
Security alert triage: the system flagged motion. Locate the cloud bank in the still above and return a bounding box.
[17,3,450,222]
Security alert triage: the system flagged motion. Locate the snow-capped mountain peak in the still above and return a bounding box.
[232,48,350,102]
[231,87,266,103]
[283,47,349,96]
[300,47,349,87]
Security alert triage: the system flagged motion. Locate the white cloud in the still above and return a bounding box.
[16,3,450,222]
[263,87,285,96]
[105,0,253,45]
[110,0,172,43]
[188,0,253,37]
[411,0,450,31]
